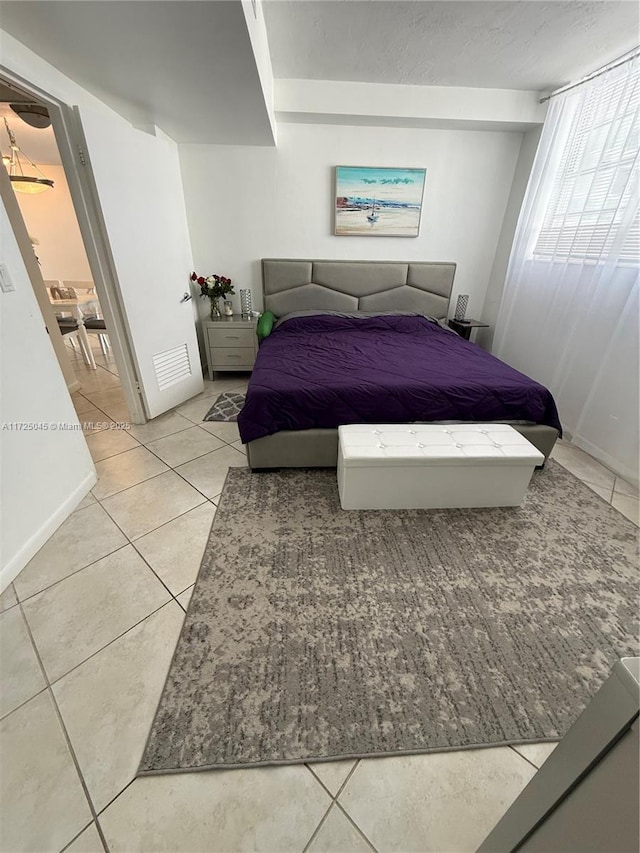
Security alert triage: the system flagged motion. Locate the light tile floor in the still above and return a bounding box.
[1,343,638,852]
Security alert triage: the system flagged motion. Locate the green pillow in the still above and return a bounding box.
[257,311,276,343]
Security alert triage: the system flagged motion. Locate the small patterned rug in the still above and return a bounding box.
[203,392,246,423]
[139,461,638,774]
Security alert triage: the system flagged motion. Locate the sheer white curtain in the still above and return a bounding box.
[493,55,639,484]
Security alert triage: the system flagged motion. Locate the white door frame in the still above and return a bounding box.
[0,66,147,424]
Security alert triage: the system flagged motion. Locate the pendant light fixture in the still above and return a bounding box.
[9,103,52,129]
[2,117,54,194]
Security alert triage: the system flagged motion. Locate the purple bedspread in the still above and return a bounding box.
[237,315,561,443]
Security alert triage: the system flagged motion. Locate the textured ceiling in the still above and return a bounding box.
[264,0,639,91]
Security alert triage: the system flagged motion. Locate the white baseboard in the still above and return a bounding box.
[0,470,98,593]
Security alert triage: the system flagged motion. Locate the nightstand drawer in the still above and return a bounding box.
[207,328,255,349]
[209,346,255,368]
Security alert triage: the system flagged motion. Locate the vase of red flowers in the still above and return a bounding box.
[191,271,235,319]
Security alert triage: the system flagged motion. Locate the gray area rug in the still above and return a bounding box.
[139,461,638,774]
[203,392,245,423]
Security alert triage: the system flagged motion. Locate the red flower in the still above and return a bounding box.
[197,276,206,285]
[190,272,197,281]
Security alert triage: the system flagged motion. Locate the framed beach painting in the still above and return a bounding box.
[334,166,427,237]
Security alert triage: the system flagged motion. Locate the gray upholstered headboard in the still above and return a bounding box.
[262,259,456,319]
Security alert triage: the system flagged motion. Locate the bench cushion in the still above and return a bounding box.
[337,423,544,510]
[339,424,544,467]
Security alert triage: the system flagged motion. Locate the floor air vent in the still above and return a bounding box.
[152,343,192,391]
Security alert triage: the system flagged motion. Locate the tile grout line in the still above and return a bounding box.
[613,475,639,500]
[32,598,177,696]
[613,488,640,502]
[59,820,99,852]
[137,433,245,504]
[75,386,130,427]
[330,760,381,851]
[75,381,121,397]
[95,777,137,818]
[90,428,242,510]
[554,444,629,493]
[100,489,215,544]
[304,757,360,803]
[86,433,143,462]
[0,684,49,723]
[91,455,171,502]
[553,460,638,525]
[73,364,119,388]
[2,586,189,722]
[335,758,360,799]
[80,399,129,423]
[332,801,379,852]
[16,600,111,853]
[93,437,234,492]
[127,421,196,444]
[578,478,614,501]
[304,764,337,801]
[15,540,134,606]
[303,761,378,852]
[301,798,337,853]
[508,744,542,772]
[94,475,209,539]
[95,467,209,516]
[129,540,195,615]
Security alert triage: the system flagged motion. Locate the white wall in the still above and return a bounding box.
[0,199,96,590]
[180,122,523,320]
[15,165,92,283]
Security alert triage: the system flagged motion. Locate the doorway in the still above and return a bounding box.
[0,89,134,427]
[0,71,147,426]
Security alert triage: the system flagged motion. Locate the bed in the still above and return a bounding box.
[239,259,561,469]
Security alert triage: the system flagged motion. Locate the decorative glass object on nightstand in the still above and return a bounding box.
[454,294,469,320]
[240,289,252,319]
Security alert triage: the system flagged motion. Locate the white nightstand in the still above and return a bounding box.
[203,316,258,380]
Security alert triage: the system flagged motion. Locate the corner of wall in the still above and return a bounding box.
[477,126,542,352]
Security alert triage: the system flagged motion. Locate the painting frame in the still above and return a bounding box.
[334,165,427,237]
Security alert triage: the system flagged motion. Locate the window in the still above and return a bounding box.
[533,61,639,263]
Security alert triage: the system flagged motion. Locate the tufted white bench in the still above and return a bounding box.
[337,423,544,510]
